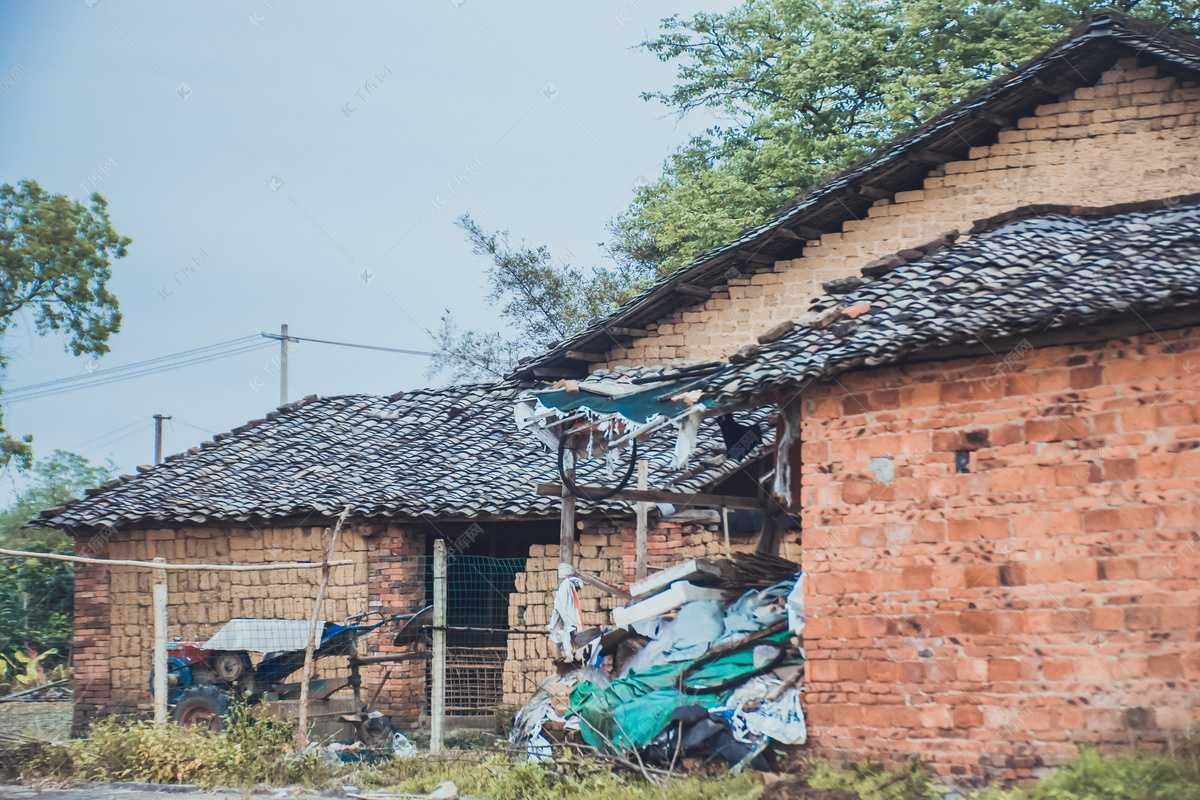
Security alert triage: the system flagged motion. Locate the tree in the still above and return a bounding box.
[0,180,131,468]
[427,215,640,383]
[610,0,1200,274]
[0,450,113,657]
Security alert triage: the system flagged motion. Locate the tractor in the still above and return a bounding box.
[152,607,432,748]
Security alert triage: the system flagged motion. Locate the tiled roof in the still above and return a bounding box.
[699,198,1200,406]
[511,12,1200,380]
[35,380,774,530]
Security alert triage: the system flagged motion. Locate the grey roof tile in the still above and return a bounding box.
[700,200,1200,405]
[36,379,773,529]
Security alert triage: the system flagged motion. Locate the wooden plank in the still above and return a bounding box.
[675,282,713,298]
[1032,76,1076,96]
[564,350,606,363]
[772,227,805,242]
[575,570,632,601]
[630,558,722,600]
[536,482,765,511]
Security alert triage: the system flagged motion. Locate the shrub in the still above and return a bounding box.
[974,744,1200,800]
[17,704,340,788]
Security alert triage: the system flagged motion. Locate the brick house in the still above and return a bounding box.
[685,197,1200,785]
[37,380,771,722]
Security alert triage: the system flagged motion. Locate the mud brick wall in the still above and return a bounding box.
[500,520,624,708]
[363,524,427,727]
[499,516,792,707]
[602,58,1200,369]
[785,325,1200,786]
[92,524,369,713]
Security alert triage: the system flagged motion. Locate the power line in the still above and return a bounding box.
[3,337,268,403]
[260,331,437,357]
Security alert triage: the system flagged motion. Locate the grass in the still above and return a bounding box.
[5,714,1200,800]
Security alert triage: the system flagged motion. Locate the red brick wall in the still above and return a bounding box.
[787,325,1200,785]
[72,532,113,719]
[364,524,427,727]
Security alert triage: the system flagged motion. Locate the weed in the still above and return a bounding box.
[972,744,1200,800]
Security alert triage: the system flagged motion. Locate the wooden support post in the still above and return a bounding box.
[152,557,168,726]
[431,539,447,755]
[635,459,649,582]
[297,508,346,750]
[755,506,785,556]
[559,464,576,568]
[722,507,731,559]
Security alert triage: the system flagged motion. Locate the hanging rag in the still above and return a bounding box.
[548,575,585,659]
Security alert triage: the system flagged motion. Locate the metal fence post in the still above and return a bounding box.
[152,557,168,726]
[431,539,447,754]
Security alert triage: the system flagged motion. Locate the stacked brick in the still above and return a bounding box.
[602,58,1200,370]
[791,326,1200,784]
[94,524,369,714]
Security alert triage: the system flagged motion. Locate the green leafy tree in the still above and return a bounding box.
[0,450,113,659]
[610,0,1200,274]
[428,214,640,382]
[0,179,131,468]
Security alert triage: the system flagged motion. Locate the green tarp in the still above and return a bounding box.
[569,630,799,752]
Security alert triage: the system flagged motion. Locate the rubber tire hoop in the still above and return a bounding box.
[558,433,638,502]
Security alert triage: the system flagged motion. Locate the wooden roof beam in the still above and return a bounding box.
[564,350,606,363]
[675,282,713,299]
[1032,75,1077,97]
[905,148,958,165]
[976,109,1014,128]
[604,325,650,338]
[737,249,776,265]
[536,483,765,511]
[856,184,893,201]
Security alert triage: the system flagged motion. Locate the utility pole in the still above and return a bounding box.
[153,414,171,465]
[280,323,289,406]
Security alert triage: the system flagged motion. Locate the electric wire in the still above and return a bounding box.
[3,337,268,402]
[260,332,437,357]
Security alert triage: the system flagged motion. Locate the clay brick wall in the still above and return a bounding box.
[603,58,1200,369]
[787,324,1200,785]
[72,533,113,718]
[363,524,427,727]
[94,523,369,713]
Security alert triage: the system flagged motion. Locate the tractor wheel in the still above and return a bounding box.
[172,685,231,733]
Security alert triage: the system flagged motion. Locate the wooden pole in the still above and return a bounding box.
[152,557,168,726]
[722,507,732,558]
[431,539,447,755]
[559,453,576,568]
[297,507,347,750]
[634,458,648,582]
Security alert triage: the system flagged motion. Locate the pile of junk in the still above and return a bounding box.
[510,552,805,772]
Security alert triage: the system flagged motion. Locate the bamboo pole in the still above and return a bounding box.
[722,507,732,558]
[152,557,168,726]
[297,507,348,750]
[559,463,576,568]
[431,539,447,754]
[0,547,352,571]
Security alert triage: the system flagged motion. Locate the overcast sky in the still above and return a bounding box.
[0,0,724,498]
